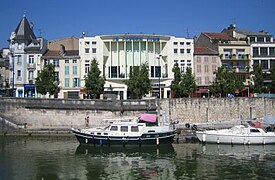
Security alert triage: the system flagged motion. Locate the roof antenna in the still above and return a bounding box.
[186,28,190,38]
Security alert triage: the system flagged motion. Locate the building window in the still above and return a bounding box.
[85,41,90,46]
[28,71,34,80]
[180,49,184,54]
[92,48,96,54]
[270,47,275,56]
[85,64,90,73]
[73,78,80,87]
[173,42,178,45]
[29,55,34,64]
[151,66,154,77]
[111,66,120,78]
[17,70,21,77]
[174,49,178,54]
[253,47,259,57]
[261,60,268,70]
[65,66,69,75]
[85,48,90,53]
[180,42,184,45]
[65,60,69,63]
[180,60,185,63]
[187,49,191,53]
[65,78,70,87]
[54,72,59,82]
[174,60,178,64]
[73,59,77,63]
[44,59,49,65]
[73,66,77,75]
[17,55,22,65]
[155,66,161,78]
[197,77,202,85]
[197,65,201,73]
[186,42,191,45]
[205,76,209,84]
[250,37,256,42]
[212,65,217,73]
[54,59,59,67]
[197,57,201,63]
[92,41,97,45]
[205,65,209,73]
[224,49,232,59]
[266,37,271,42]
[204,57,209,63]
[260,47,268,56]
[257,37,264,42]
[212,56,216,63]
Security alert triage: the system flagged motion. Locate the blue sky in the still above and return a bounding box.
[0,0,274,48]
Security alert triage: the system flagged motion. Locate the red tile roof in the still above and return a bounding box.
[203,32,236,41]
[194,47,218,55]
[42,50,79,58]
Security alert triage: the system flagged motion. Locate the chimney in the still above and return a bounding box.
[59,44,65,55]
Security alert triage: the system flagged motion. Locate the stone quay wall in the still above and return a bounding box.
[160,97,275,125]
[0,98,156,131]
[0,97,275,131]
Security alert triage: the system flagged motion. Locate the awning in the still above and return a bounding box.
[138,113,157,123]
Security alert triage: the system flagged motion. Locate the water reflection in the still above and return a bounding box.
[197,144,275,160]
[1,136,275,179]
[75,145,177,179]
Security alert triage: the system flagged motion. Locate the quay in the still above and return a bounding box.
[1,97,275,140]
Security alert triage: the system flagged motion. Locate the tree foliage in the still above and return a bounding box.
[251,64,265,93]
[269,64,275,93]
[85,58,105,99]
[171,65,197,98]
[35,63,60,97]
[125,63,151,99]
[209,66,244,97]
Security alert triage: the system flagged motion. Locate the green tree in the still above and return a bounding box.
[125,63,151,99]
[251,64,264,93]
[180,67,197,97]
[85,58,105,99]
[210,66,244,97]
[171,63,182,98]
[35,63,60,97]
[270,64,275,93]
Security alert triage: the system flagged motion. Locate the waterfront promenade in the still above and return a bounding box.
[0,97,275,134]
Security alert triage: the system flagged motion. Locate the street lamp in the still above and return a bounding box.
[157,55,162,98]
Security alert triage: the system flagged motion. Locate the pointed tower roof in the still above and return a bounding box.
[13,15,36,42]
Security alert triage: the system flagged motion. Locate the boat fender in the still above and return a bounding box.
[192,125,198,131]
[185,123,191,128]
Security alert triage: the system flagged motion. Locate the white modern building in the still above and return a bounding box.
[79,34,194,99]
[8,15,47,97]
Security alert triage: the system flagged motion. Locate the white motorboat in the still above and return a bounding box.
[72,113,176,147]
[196,121,275,145]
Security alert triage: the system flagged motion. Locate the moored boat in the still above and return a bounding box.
[196,121,275,145]
[72,113,176,147]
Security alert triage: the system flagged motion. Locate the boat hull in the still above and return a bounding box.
[196,131,275,145]
[72,128,176,146]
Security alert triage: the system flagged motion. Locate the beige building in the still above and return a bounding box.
[193,47,221,97]
[41,45,81,98]
[195,32,251,86]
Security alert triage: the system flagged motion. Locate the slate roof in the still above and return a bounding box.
[13,15,36,42]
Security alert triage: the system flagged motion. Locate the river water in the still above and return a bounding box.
[1,136,275,180]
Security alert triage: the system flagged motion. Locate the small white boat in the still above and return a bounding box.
[196,121,275,145]
[72,113,176,147]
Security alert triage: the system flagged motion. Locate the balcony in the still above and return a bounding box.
[27,63,36,69]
